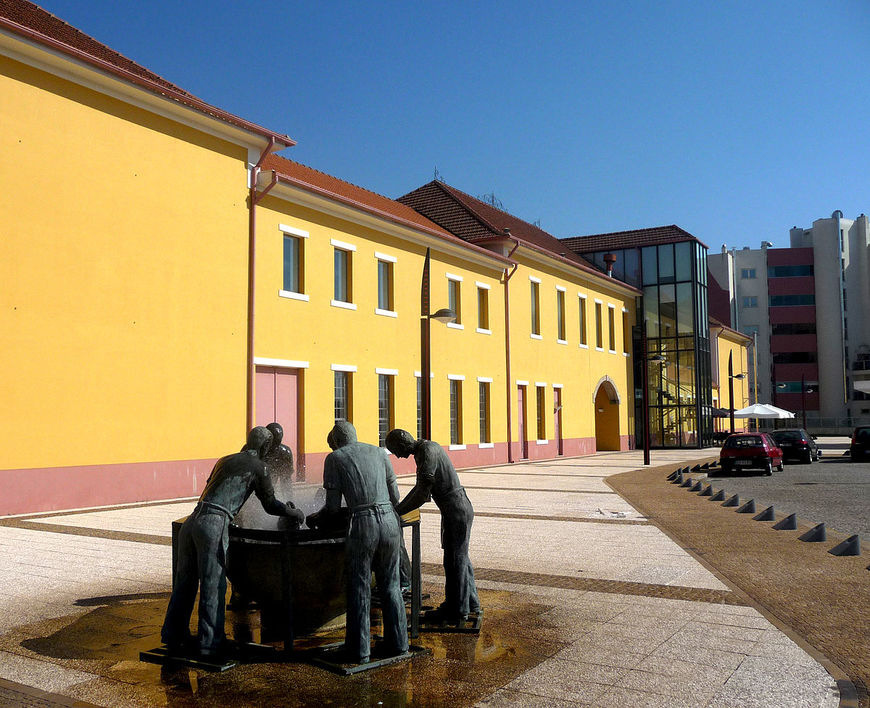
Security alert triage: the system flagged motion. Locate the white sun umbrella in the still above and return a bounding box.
[732,403,795,419]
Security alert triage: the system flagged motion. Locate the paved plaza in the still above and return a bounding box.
[0,448,849,707]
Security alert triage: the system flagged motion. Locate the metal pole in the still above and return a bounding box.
[801,373,807,430]
[729,350,735,434]
[641,321,651,465]
[421,248,432,440]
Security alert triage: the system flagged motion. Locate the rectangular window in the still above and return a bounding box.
[769,294,815,307]
[607,306,616,351]
[536,386,546,440]
[378,374,393,447]
[448,278,462,325]
[449,379,463,445]
[622,310,630,353]
[742,296,758,308]
[595,302,603,348]
[556,289,566,341]
[579,297,587,345]
[416,375,424,440]
[377,259,393,312]
[334,248,352,303]
[768,264,814,278]
[334,371,351,423]
[740,268,756,279]
[477,286,490,330]
[282,234,303,293]
[530,280,541,335]
[478,381,491,444]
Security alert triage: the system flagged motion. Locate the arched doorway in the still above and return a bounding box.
[593,377,621,451]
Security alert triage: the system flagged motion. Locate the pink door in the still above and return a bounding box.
[517,386,528,459]
[554,388,563,456]
[255,366,302,478]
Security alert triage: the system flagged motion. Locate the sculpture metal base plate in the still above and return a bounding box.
[418,609,482,634]
[140,646,239,672]
[308,641,430,675]
[140,641,280,672]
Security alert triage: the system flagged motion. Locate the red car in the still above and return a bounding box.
[719,433,784,476]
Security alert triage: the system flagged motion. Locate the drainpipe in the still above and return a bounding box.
[502,229,520,463]
[246,138,277,431]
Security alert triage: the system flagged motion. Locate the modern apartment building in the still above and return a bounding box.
[708,212,870,426]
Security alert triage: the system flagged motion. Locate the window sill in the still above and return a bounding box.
[608,349,617,354]
[536,439,548,445]
[595,346,604,352]
[447,322,465,330]
[448,444,466,451]
[623,352,630,357]
[478,442,494,449]
[279,290,309,302]
[530,333,543,340]
[375,308,397,318]
[476,328,492,335]
[579,343,589,349]
[557,339,568,345]
[331,300,357,310]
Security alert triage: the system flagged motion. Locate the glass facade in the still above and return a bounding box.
[584,239,712,448]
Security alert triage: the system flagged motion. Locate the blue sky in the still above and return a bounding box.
[36,0,869,249]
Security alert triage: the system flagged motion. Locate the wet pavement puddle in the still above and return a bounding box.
[3,587,568,707]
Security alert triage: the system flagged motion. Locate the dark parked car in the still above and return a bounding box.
[720,433,784,476]
[770,428,820,464]
[851,426,870,461]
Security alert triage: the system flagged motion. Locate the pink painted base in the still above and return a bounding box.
[0,459,216,516]
[2,436,617,515]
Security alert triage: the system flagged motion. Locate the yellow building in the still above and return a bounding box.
[248,160,639,482]
[0,1,292,513]
[711,321,752,434]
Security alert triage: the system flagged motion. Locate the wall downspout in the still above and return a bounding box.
[502,230,520,463]
[246,138,277,431]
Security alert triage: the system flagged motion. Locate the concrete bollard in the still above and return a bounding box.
[753,506,775,521]
[799,523,826,543]
[722,494,740,507]
[680,477,693,488]
[829,535,861,556]
[690,480,703,492]
[691,464,701,472]
[666,470,679,481]
[772,513,798,531]
[736,499,756,514]
[699,484,713,496]
[710,489,726,501]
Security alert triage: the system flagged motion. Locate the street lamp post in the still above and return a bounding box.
[800,374,815,430]
[420,248,456,439]
[728,350,746,434]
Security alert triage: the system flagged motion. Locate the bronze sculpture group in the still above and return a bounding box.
[161,421,479,665]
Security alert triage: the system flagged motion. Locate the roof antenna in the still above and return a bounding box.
[434,166,442,182]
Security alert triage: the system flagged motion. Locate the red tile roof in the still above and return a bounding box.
[562,225,707,253]
[262,157,511,264]
[0,0,294,147]
[399,181,636,290]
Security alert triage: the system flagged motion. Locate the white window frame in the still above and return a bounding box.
[607,303,617,354]
[578,294,588,348]
[375,252,397,317]
[556,285,567,344]
[279,225,309,302]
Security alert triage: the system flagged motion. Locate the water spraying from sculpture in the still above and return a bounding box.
[233,422,324,529]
